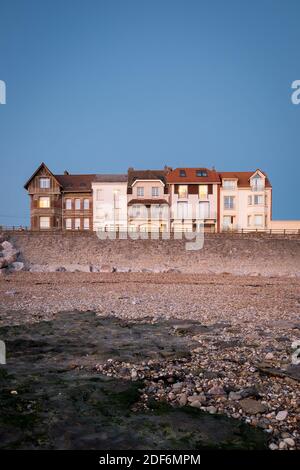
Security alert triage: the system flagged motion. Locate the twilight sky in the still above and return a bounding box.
[0,0,299,225]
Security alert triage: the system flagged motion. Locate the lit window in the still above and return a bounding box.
[196,170,207,177]
[199,185,208,199]
[39,178,50,189]
[83,199,89,210]
[223,180,236,190]
[254,195,263,205]
[152,187,159,197]
[224,196,235,209]
[66,199,72,210]
[39,196,50,208]
[65,218,72,230]
[39,216,50,229]
[178,185,188,199]
[137,187,144,197]
[179,169,186,177]
[84,218,89,230]
[254,215,263,226]
[75,199,81,210]
[75,218,80,230]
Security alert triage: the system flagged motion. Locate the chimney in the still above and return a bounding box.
[128,167,134,172]
[164,165,172,174]
[64,170,69,175]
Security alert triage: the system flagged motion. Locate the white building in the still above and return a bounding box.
[219,169,272,231]
[92,174,128,232]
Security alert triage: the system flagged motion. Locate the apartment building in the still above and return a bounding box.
[24,163,273,233]
[166,167,221,232]
[127,169,170,233]
[219,169,272,231]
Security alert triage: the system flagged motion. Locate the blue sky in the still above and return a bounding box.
[0,0,299,225]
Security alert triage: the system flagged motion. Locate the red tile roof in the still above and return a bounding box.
[219,171,272,188]
[55,174,95,192]
[166,168,221,183]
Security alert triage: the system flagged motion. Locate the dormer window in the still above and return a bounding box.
[251,174,264,191]
[179,169,186,177]
[196,170,208,177]
[223,180,236,190]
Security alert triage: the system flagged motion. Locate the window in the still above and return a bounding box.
[248,215,252,226]
[137,187,144,197]
[248,195,252,205]
[254,195,263,205]
[151,204,160,218]
[39,196,50,208]
[96,189,103,201]
[84,218,90,230]
[131,204,146,218]
[75,199,81,210]
[39,178,50,189]
[199,201,210,219]
[178,185,188,199]
[83,199,89,210]
[39,216,50,229]
[196,170,208,177]
[75,218,81,230]
[199,185,208,199]
[65,218,72,230]
[177,202,188,219]
[251,174,264,191]
[223,180,236,190]
[152,187,159,197]
[179,169,186,177]
[254,215,263,226]
[224,196,235,209]
[66,199,72,210]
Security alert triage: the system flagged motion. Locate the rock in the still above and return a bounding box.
[130,369,138,380]
[2,241,13,251]
[172,382,184,391]
[276,410,288,421]
[240,386,261,399]
[265,352,274,361]
[0,258,8,269]
[206,406,217,414]
[228,391,242,401]
[279,440,287,450]
[56,267,67,272]
[178,393,187,406]
[208,385,225,396]
[283,438,295,447]
[188,393,206,405]
[100,265,112,273]
[269,443,278,450]
[9,262,24,272]
[189,400,202,409]
[239,398,267,415]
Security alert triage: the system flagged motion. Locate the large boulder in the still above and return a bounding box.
[9,262,24,272]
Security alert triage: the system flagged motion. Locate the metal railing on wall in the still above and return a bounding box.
[0,225,300,236]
